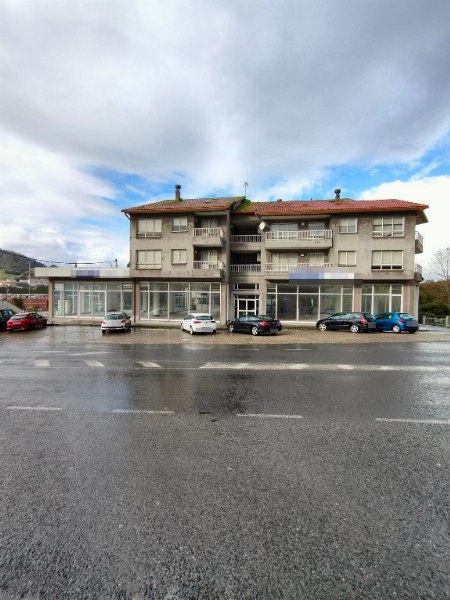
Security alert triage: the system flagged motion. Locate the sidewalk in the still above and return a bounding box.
[2,323,449,345]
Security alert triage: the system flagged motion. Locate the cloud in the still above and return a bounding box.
[0,132,128,264]
[360,176,450,276]
[1,0,450,191]
[1,0,450,262]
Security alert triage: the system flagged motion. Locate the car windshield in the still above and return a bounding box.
[195,315,213,320]
[106,314,123,320]
[256,315,274,320]
[11,315,27,320]
[399,313,414,319]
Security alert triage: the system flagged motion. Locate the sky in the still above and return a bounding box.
[1,0,449,278]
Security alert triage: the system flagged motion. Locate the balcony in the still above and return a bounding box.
[266,263,332,273]
[415,231,424,254]
[193,227,224,247]
[265,230,333,250]
[230,264,262,273]
[414,263,423,281]
[190,261,224,278]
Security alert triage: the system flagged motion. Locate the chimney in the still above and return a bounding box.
[175,184,181,201]
[334,188,341,200]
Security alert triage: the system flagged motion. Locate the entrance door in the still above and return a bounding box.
[235,295,259,318]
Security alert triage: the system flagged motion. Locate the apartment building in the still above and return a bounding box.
[36,187,428,325]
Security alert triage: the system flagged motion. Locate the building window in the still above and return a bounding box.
[339,218,357,233]
[171,249,187,264]
[139,282,221,321]
[308,253,325,266]
[371,250,403,270]
[136,218,162,238]
[136,250,162,269]
[338,251,356,266]
[372,216,404,237]
[362,284,402,314]
[172,216,188,232]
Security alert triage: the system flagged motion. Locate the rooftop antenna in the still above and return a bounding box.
[243,181,248,199]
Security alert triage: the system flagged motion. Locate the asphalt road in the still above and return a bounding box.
[0,334,449,599]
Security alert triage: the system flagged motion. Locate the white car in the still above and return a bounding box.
[180,313,217,335]
[101,312,132,334]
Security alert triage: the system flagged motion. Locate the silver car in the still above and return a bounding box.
[101,312,132,334]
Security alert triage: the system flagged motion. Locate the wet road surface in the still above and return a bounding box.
[0,334,449,599]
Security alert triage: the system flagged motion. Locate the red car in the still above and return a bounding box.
[6,312,48,332]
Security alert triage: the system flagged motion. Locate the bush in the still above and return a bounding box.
[10,296,24,310]
[419,302,449,320]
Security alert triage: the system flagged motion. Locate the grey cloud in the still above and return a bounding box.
[1,0,450,188]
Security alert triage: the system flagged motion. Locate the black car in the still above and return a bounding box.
[227,314,282,336]
[316,312,377,333]
[0,308,16,331]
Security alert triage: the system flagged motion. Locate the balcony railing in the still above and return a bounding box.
[231,234,261,243]
[266,263,332,272]
[414,263,423,275]
[415,231,423,244]
[193,261,223,271]
[193,227,223,238]
[230,264,262,273]
[266,230,332,241]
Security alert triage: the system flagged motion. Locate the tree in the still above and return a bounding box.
[430,246,450,308]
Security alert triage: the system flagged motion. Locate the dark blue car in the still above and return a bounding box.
[375,312,418,334]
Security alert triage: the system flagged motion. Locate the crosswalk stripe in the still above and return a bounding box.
[34,359,50,367]
[137,361,161,368]
[85,360,104,367]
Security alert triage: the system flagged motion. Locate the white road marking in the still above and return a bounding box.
[7,406,63,412]
[85,360,104,367]
[34,359,49,367]
[111,409,174,415]
[137,361,161,368]
[200,362,450,372]
[285,348,312,351]
[376,418,450,425]
[237,413,304,420]
[68,351,114,356]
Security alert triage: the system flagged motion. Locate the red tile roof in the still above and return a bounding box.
[122,197,428,217]
[236,199,429,215]
[122,197,243,214]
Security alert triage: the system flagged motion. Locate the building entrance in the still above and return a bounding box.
[234,295,259,318]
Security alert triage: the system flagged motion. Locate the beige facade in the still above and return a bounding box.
[36,191,428,326]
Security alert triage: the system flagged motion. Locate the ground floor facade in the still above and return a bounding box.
[40,269,420,326]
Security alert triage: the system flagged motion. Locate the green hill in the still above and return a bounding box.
[0,249,46,279]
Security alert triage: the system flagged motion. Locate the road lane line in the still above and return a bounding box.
[137,361,161,368]
[111,409,174,415]
[7,406,63,412]
[376,418,450,425]
[34,359,50,367]
[200,362,450,372]
[85,360,104,367]
[237,413,304,420]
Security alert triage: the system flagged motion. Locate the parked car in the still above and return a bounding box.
[316,312,377,333]
[100,312,132,334]
[0,308,16,331]
[6,312,47,332]
[227,314,282,336]
[181,313,217,335]
[375,312,418,334]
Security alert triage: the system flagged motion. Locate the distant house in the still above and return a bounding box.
[36,186,428,325]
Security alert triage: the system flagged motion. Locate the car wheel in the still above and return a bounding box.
[392,324,402,333]
[212,330,216,334]
[350,324,360,333]
[251,326,259,336]
[318,322,327,332]
[189,326,195,335]
[408,330,416,334]
[228,324,235,333]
